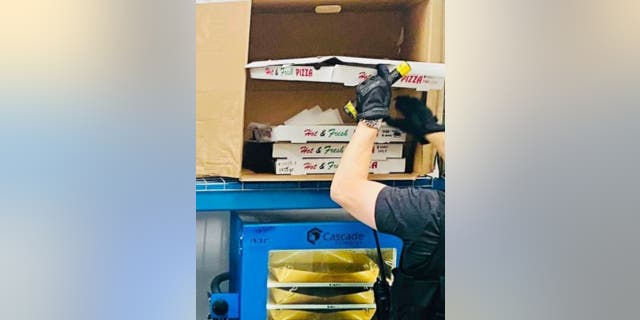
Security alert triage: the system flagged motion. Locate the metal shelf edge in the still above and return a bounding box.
[196,177,444,211]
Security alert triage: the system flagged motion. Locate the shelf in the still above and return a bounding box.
[196,176,444,211]
[267,282,374,288]
[266,304,376,310]
[239,170,421,182]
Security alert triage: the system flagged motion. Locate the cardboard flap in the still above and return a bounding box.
[196,1,251,178]
[246,55,445,73]
[246,56,336,68]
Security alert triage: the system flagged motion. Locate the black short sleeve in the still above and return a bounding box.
[375,186,445,241]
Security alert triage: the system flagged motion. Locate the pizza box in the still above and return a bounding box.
[275,158,406,175]
[250,124,406,143]
[272,143,403,160]
[246,56,445,91]
[331,64,445,91]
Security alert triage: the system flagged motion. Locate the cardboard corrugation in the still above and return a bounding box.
[249,11,404,60]
[196,1,251,178]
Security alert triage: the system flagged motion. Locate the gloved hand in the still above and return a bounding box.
[386,96,444,144]
[355,64,392,120]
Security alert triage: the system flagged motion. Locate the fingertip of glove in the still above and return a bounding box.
[376,63,390,74]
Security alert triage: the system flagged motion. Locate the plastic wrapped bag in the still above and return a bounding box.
[269,251,378,283]
[270,287,374,304]
[268,309,376,320]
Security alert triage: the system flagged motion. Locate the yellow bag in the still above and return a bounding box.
[270,288,374,305]
[268,309,376,320]
[269,251,378,283]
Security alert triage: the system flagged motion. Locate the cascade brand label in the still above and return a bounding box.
[275,158,405,175]
[306,227,365,246]
[273,143,403,160]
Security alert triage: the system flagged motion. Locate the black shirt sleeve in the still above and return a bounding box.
[374,186,445,241]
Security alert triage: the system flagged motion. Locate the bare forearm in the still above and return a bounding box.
[331,122,385,229]
[426,132,445,161]
[335,122,377,181]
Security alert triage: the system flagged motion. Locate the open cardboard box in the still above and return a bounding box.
[196,0,444,181]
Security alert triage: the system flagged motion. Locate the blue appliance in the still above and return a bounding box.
[210,212,403,320]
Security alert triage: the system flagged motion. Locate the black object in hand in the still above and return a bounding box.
[373,275,391,319]
[386,96,444,144]
[355,64,393,120]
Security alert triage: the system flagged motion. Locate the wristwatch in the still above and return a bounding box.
[360,119,383,130]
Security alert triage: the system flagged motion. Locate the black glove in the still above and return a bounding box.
[355,64,392,120]
[386,96,444,144]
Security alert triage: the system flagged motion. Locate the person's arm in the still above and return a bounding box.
[331,64,395,229]
[426,132,445,161]
[330,122,386,229]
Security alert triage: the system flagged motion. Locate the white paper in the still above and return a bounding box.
[284,106,343,126]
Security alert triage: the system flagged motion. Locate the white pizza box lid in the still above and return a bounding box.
[249,123,406,143]
[272,142,403,160]
[246,56,445,91]
[275,158,406,175]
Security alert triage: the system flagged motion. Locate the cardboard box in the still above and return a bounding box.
[197,0,445,181]
[196,0,251,178]
[251,124,406,143]
[275,158,406,175]
[273,143,403,160]
[247,56,445,91]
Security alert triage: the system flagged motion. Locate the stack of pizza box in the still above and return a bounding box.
[248,106,407,175]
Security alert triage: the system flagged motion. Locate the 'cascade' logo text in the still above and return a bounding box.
[307,228,322,244]
[306,227,365,245]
